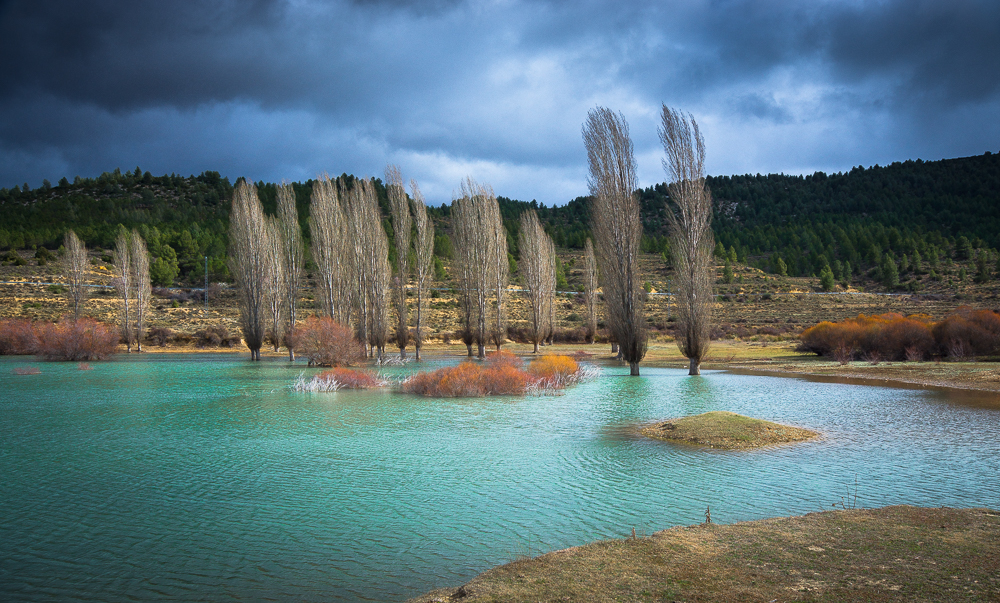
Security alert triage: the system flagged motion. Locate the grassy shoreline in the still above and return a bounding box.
[408,506,1000,603]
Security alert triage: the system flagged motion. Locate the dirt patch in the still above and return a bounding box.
[640,410,819,450]
[409,505,1000,603]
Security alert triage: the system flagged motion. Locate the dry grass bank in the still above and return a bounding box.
[410,506,1000,603]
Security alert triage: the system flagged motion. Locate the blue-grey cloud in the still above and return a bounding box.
[1,0,998,204]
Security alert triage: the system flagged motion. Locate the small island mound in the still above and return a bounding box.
[641,411,819,450]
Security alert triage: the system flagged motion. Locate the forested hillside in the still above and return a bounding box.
[2,152,998,288]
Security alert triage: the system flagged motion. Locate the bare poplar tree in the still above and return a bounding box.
[660,105,713,375]
[583,237,598,343]
[63,230,88,320]
[583,106,647,376]
[452,178,504,357]
[130,230,151,352]
[386,165,412,359]
[229,180,268,361]
[544,236,556,345]
[345,178,390,361]
[519,210,551,353]
[263,215,285,353]
[411,180,434,361]
[310,175,352,324]
[114,229,134,353]
[277,183,304,360]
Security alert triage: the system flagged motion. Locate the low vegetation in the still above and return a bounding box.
[800,307,1000,362]
[0,317,118,360]
[402,351,589,397]
[409,505,1000,603]
[288,317,364,366]
[641,411,819,450]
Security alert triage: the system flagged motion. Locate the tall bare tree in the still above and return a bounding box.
[130,230,151,352]
[583,237,598,343]
[543,236,556,345]
[114,228,134,353]
[277,183,304,360]
[519,210,553,353]
[229,180,268,361]
[583,106,647,376]
[660,105,713,375]
[63,230,88,320]
[386,165,412,359]
[263,215,285,353]
[411,180,434,361]
[344,177,390,361]
[310,175,352,325]
[452,178,505,357]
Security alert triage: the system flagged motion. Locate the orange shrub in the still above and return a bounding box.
[35,318,119,361]
[403,353,584,397]
[933,308,1000,359]
[0,318,40,355]
[289,317,364,366]
[802,309,1000,362]
[317,368,381,389]
[528,355,579,385]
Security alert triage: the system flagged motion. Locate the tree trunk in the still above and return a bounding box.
[477,343,485,358]
[630,361,639,376]
[466,343,473,357]
[689,357,701,375]
[533,341,539,353]
[415,346,421,362]
[611,342,618,354]
[288,348,295,362]
[400,348,407,360]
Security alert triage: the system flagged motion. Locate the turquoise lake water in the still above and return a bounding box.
[1,354,998,602]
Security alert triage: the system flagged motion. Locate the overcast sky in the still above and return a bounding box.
[2,0,998,205]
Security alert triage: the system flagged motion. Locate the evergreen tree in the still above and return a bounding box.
[819,264,835,291]
[881,256,899,290]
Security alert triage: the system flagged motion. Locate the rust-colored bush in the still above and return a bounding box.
[0,318,40,355]
[802,309,1000,362]
[316,368,381,389]
[933,308,1000,359]
[289,317,364,367]
[403,353,583,397]
[35,318,119,361]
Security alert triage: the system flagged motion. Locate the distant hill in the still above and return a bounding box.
[2,152,998,284]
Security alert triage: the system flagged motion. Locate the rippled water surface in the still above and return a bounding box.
[2,354,998,602]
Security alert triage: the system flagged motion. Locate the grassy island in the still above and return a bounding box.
[410,506,1000,603]
[640,411,819,450]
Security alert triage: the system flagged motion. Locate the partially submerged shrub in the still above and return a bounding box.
[317,368,382,389]
[13,366,41,375]
[0,318,40,355]
[293,367,383,392]
[35,318,119,361]
[288,317,364,366]
[403,353,591,397]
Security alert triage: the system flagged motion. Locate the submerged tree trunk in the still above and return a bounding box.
[477,343,485,358]
[630,362,639,376]
[466,343,473,357]
[689,357,701,375]
[288,348,295,362]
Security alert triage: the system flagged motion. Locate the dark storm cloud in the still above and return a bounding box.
[1,0,998,201]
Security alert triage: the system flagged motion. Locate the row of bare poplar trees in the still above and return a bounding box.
[584,104,713,376]
[61,228,153,352]
[229,166,436,362]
